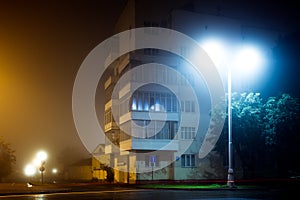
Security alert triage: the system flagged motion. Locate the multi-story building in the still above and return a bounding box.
[94,0,284,183]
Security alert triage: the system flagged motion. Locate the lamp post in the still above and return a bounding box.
[39,161,46,184]
[227,66,234,187]
[202,40,264,188]
[227,46,264,187]
[35,151,47,184]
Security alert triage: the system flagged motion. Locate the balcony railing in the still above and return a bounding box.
[120,138,178,151]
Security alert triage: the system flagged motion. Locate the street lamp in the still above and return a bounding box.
[24,163,36,184]
[24,163,36,187]
[52,168,57,174]
[35,151,47,184]
[202,39,264,188]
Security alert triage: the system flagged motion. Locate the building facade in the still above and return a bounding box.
[94,0,285,183]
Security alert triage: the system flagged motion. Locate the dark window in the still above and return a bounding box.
[181,154,196,167]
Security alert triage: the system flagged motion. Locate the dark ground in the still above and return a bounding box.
[0,178,299,196]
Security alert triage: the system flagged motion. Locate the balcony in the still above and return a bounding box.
[120,138,178,151]
[120,111,179,124]
[104,122,119,132]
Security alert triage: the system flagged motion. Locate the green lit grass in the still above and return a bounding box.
[139,183,229,189]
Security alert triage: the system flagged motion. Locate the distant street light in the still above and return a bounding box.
[36,151,47,161]
[52,168,57,174]
[35,151,47,184]
[24,163,36,177]
[202,39,264,188]
[24,163,36,184]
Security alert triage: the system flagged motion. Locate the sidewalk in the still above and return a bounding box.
[0,183,72,195]
[0,182,136,196]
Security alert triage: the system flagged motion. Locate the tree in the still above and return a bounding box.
[100,164,114,182]
[213,92,300,178]
[214,92,265,178]
[0,137,16,180]
[263,93,300,177]
[231,92,265,178]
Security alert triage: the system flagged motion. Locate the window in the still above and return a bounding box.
[145,155,160,167]
[181,127,196,140]
[172,96,178,112]
[181,100,196,113]
[133,120,178,140]
[150,93,155,110]
[191,101,195,112]
[144,92,149,111]
[166,94,171,112]
[130,91,179,113]
[181,101,184,112]
[131,96,137,110]
[138,93,143,111]
[185,101,191,112]
[144,48,159,55]
[181,154,195,167]
[105,110,112,125]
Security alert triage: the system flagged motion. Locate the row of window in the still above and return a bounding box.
[130,91,196,113]
[110,97,196,123]
[143,154,196,168]
[131,91,179,112]
[142,46,190,57]
[120,120,178,141]
[119,120,197,142]
[144,48,159,55]
[130,65,193,86]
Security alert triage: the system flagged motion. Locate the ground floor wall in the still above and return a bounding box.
[101,150,229,183]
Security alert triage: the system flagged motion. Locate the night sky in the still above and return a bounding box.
[0,0,299,176]
[0,0,127,174]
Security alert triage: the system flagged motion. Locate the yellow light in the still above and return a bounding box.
[36,151,47,162]
[24,164,36,176]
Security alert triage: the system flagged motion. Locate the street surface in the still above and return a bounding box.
[0,187,297,200]
[0,181,299,200]
[0,186,297,200]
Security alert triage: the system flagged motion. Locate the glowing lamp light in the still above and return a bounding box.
[36,151,47,162]
[24,164,36,177]
[233,46,264,75]
[33,158,41,167]
[201,39,227,68]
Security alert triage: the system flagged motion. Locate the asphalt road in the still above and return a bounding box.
[0,189,283,200]
[0,187,297,200]
[0,181,299,200]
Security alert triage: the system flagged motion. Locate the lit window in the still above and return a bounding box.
[132,98,137,110]
[145,155,160,167]
[138,93,143,111]
[144,94,149,111]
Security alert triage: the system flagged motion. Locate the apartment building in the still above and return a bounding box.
[94,0,283,183]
